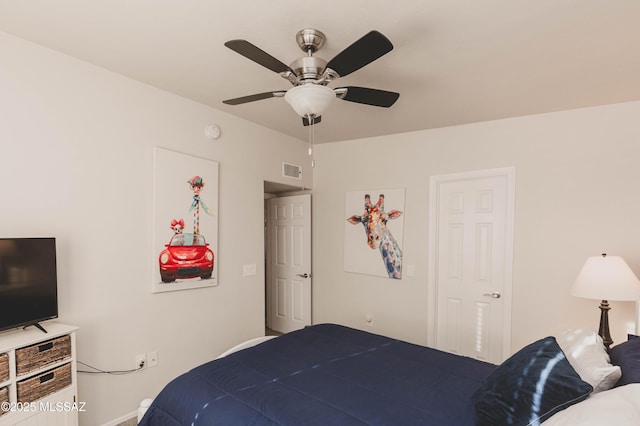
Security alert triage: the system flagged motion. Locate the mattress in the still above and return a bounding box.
[139,324,496,425]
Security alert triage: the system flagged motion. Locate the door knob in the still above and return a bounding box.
[296,273,310,278]
[483,292,501,299]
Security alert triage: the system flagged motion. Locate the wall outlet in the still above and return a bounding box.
[136,354,147,370]
[147,350,158,368]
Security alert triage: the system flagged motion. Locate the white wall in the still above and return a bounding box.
[312,100,640,352]
[0,32,311,425]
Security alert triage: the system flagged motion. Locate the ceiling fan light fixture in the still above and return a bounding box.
[284,84,335,118]
[223,30,397,126]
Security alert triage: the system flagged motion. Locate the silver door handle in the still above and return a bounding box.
[296,273,310,278]
[483,292,501,299]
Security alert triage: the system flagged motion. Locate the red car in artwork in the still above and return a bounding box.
[159,233,214,283]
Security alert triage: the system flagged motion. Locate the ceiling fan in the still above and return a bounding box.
[222,29,400,126]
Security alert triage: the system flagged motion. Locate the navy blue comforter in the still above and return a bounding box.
[139,324,495,425]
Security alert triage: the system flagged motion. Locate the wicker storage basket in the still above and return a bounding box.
[17,363,71,403]
[0,353,8,383]
[0,386,8,416]
[16,335,71,376]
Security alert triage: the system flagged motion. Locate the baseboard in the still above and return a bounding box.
[100,410,138,426]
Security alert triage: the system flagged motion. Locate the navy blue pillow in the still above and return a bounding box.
[475,337,592,426]
[610,336,640,387]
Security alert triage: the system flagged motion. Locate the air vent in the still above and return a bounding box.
[282,162,302,180]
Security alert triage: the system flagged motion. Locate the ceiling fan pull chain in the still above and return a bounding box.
[307,115,316,167]
[312,119,315,167]
[307,116,313,156]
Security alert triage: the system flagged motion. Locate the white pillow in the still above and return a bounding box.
[542,383,640,425]
[557,328,621,393]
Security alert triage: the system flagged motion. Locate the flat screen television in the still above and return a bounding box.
[0,237,58,333]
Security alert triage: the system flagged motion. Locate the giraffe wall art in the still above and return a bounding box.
[152,148,219,293]
[344,189,405,280]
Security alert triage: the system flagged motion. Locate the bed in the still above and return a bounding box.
[138,324,640,426]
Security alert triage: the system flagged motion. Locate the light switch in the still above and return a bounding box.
[243,263,257,276]
[406,264,415,277]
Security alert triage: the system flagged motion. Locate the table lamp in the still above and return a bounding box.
[571,253,640,349]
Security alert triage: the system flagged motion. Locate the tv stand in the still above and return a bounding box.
[0,323,78,425]
[24,322,48,334]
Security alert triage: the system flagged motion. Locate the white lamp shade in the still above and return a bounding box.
[572,255,640,301]
[284,84,335,117]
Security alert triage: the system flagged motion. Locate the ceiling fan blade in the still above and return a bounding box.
[224,40,293,74]
[222,91,286,105]
[325,31,393,77]
[337,86,399,107]
[302,115,322,126]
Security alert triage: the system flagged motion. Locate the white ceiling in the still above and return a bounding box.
[1,0,639,144]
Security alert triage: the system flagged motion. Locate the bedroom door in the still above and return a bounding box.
[428,167,515,364]
[266,194,312,333]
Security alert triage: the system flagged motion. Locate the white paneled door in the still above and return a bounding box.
[267,194,312,334]
[428,168,515,364]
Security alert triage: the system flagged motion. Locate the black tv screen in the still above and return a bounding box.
[0,237,58,332]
